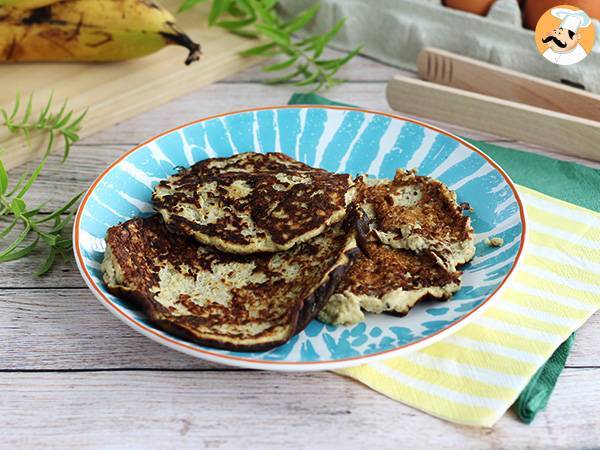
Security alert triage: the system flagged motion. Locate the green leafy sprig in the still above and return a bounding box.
[1,93,86,161]
[0,94,86,275]
[179,0,362,90]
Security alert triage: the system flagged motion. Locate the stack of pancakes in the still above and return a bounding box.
[102,152,475,351]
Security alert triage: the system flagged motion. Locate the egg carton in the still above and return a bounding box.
[279,0,600,94]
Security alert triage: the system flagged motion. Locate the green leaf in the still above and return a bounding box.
[255,24,290,47]
[34,191,82,224]
[293,70,320,86]
[239,42,276,56]
[38,231,58,246]
[37,91,54,124]
[16,152,48,199]
[9,92,20,120]
[234,0,255,17]
[0,109,10,130]
[208,0,232,25]
[35,246,56,276]
[51,99,68,125]
[0,223,31,259]
[62,140,72,162]
[264,66,303,84]
[227,2,248,18]
[313,18,345,58]
[262,55,298,72]
[48,209,75,234]
[229,29,260,39]
[216,17,256,30]
[247,0,277,25]
[285,3,319,33]
[10,198,26,215]
[315,46,361,70]
[67,109,87,132]
[19,93,33,128]
[0,218,17,239]
[53,109,73,129]
[0,160,7,195]
[177,0,206,13]
[6,167,30,197]
[0,236,39,263]
[22,200,47,218]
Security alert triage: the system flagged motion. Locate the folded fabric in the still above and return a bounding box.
[515,333,575,424]
[290,94,600,426]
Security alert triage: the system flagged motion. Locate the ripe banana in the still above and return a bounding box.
[0,0,61,9]
[0,0,201,64]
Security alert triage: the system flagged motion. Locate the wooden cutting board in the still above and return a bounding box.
[0,1,264,171]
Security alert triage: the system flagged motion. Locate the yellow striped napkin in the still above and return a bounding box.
[337,185,600,427]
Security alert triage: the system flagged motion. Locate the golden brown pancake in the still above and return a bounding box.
[318,239,461,326]
[152,152,356,254]
[102,214,362,351]
[358,169,475,271]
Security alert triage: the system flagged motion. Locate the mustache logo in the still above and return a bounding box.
[542,35,567,48]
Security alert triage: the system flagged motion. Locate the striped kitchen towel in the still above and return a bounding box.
[337,185,600,427]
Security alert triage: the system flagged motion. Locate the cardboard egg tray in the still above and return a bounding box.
[280,0,600,93]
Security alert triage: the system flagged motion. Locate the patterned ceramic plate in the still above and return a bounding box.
[74,106,526,371]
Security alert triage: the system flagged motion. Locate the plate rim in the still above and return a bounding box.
[73,104,528,371]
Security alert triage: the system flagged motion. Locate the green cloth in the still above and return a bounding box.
[515,334,575,424]
[289,92,593,424]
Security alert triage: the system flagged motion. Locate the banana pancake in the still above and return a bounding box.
[152,152,356,254]
[102,214,363,351]
[318,239,461,326]
[358,169,475,271]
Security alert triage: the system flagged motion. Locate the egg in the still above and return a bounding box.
[443,0,497,16]
[524,0,600,29]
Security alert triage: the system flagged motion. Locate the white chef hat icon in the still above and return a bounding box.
[551,8,592,33]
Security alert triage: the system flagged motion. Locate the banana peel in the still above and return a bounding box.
[0,0,61,9]
[0,0,201,64]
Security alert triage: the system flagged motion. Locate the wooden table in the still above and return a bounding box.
[1,51,599,449]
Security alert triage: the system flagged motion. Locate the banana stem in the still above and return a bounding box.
[161,24,201,65]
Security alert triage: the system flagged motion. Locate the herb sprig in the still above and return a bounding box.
[179,0,362,90]
[0,94,86,275]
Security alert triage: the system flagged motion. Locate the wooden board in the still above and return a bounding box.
[0,0,263,171]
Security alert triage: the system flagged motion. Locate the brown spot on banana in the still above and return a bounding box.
[65,13,83,42]
[4,36,17,60]
[85,30,112,48]
[141,0,161,10]
[21,5,51,24]
[38,28,75,56]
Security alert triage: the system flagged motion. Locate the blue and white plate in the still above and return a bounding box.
[74,106,526,371]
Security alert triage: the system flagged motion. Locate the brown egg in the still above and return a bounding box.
[443,0,497,16]
[524,0,600,30]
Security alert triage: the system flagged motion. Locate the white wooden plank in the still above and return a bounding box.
[0,289,597,370]
[0,368,598,449]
